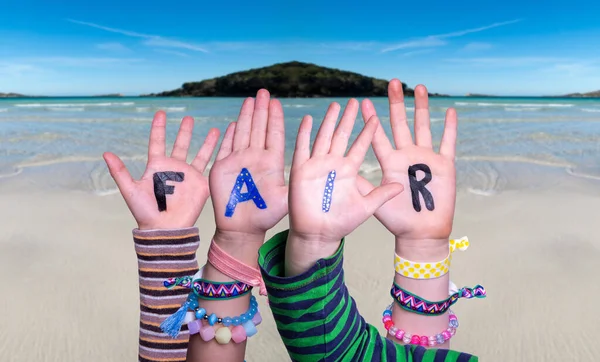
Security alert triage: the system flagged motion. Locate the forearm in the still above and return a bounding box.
[392,238,451,349]
[133,228,200,362]
[187,230,264,362]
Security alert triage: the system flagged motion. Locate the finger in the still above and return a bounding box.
[266,99,285,162]
[191,128,221,172]
[103,152,135,196]
[414,84,433,148]
[311,102,340,157]
[363,182,404,215]
[347,116,379,166]
[360,98,394,158]
[388,79,414,148]
[329,98,358,156]
[148,111,167,160]
[439,107,458,159]
[170,116,195,161]
[292,115,313,167]
[250,89,270,148]
[216,122,237,161]
[233,98,254,151]
[356,175,376,196]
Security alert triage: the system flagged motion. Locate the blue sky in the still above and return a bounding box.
[1,0,599,96]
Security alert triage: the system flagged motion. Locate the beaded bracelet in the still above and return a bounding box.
[382,305,459,347]
[394,237,469,279]
[187,296,262,344]
[391,282,486,316]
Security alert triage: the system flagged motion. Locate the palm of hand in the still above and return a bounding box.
[209,91,288,236]
[130,158,209,230]
[290,156,367,241]
[377,145,456,239]
[210,149,287,234]
[361,80,459,240]
[104,112,219,230]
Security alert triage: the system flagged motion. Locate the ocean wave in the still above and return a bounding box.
[94,187,121,196]
[505,107,542,112]
[457,155,573,168]
[0,167,23,179]
[581,108,600,113]
[14,102,134,108]
[17,154,146,169]
[283,104,311,108]
[566,167,600,181]
[136,107,151,112]
[162,106,187,112]
[455,102,574,108]
[47,107,85,112]
[0,108,8,112]
[466,188,497,196]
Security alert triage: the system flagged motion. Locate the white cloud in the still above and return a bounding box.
[67,19,208,53]
[444,57,570,66]
[96,42,131,52]
[0,63,41,77]
[462,42,493,51]
[400,49,436,57]
[381,37,446,52]
[382,19,521,53]
[153,49,190,57]
[433,19,521,38]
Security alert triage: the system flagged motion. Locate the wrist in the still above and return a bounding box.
[395,237,449,262]
[137,221,195,230]
[284,229,341,277]
[211,229,265,266]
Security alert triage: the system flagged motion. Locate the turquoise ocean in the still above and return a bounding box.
[1,96,599,195]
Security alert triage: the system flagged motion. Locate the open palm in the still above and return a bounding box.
[104,111,219,230]
[209,90,288,235]
[360,80,457,240]
[289,100,403,242]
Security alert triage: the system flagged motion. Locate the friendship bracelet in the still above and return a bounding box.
[187,296,262,344]
[193,279,253,300]
[382,305,459,347]
[164,273,253,300]
[208,239,267,296]
[394,237,469,279]
[391,282,486,316]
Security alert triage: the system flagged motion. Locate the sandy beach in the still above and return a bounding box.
[1,162,599,362]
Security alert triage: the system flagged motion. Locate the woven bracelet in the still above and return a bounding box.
[391,282,486,316]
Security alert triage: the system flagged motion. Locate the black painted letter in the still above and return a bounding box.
[408,164,434,212]
[153,171,185,212]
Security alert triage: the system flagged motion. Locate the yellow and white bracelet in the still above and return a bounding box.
[394,237,469,279]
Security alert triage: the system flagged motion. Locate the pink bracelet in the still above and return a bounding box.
[382,305,459,347]
[207,239,267,296]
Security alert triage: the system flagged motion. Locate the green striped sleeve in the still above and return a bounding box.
[258,230,478,362]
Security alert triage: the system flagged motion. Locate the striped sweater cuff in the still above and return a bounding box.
[258,229,345,291]
[133,227,200,362]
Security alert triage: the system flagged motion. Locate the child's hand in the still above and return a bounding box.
[360,79,457,251]
[285,100,403,273]
[209,90,288,243]
[103,111,220,230]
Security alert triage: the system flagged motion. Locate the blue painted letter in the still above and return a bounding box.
[225,168,267,217]
[322,170,336,213]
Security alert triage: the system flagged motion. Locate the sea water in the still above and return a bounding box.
[0,96,599,195]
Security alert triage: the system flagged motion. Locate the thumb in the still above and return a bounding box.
[356,175,376,196]
[103,152,135,197]
[363,182,404,214]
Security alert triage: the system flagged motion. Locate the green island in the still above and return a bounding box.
[142,61,448,98]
